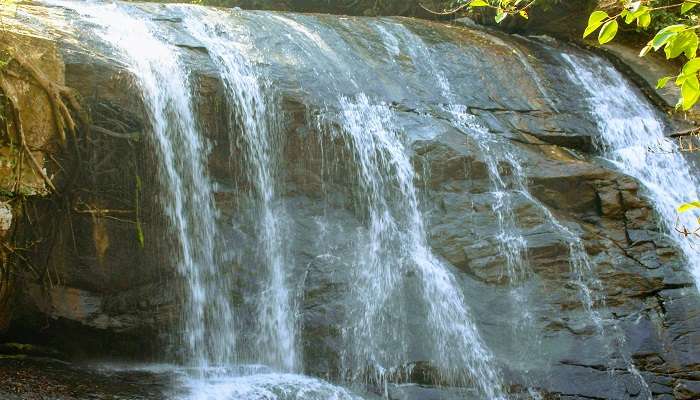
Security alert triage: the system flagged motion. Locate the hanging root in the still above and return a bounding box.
[0,49,88,194]
[0,74,57,193]
[5,51,86,142]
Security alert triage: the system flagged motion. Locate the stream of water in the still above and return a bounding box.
[48,0,236,369]
[184,8,298,373]
[562,53,700,291]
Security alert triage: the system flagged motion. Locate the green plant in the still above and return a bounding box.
[584,1,700,110]
[424,0,540,21]
[134,175,144,248]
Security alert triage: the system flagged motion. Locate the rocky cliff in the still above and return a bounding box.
[0,2,698,399]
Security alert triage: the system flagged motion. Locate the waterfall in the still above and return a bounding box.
[50,1,236,368]
[379,23,531,285]
[329,94,504,398]
[377,22,535,337]
[219,13,508,394]
[560,53,700,291]
[30,2,687,398]
[377,22,652,395]
[183,8,298,373]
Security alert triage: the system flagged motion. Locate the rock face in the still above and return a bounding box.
[0,28,67,333]
[1,3,699,399]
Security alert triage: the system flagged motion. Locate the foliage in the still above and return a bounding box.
[584,1,700,110]
[581,1,700,223]
[443,1,700,111]
[430,0,541,21]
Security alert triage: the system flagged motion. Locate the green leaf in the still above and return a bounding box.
[598,20,618,44]
[495,11,507,23]
[652,24,687,50]
[681,73,700,110]
[637,11,651,28]
[665,31,698,59]
[657,76,672,89]
[682,2,697,14]
[676,73,688,86]
[136,223,145,248]
[678,201,700,213]
[624,5,649,24]
[683,58,700,75]
[469,0,489,6]
[584,10,608,38]
[639,44,652,57]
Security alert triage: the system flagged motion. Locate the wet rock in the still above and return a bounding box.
[1,4,698,400]
[0,358,174,400]
[387,383,476,400]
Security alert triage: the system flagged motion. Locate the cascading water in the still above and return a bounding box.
[221,12,508,394]
[332,94,504,398]
[262,16,507,395]
[377,22,536,339]
[378,22,652,396]
[561,52,700,291]
[46,3,361,399]
[380,24,531,284]
[48,1,235,369]
[183,8,298,373]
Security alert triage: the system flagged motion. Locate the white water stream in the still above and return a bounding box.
[48,1,235,369]
[562,53,700,291]
[184,8,298,373]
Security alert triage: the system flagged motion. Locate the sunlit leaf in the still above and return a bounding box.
[683,58,700,75]
[637,11,651,28]
[681,73,700,110]
[657,76,672,89]
[678,201,700,213]
[584,11,608,38]
[665,31,698,59]
[682,2,698,15]
[640,44,652,57]
[469,0,489,7]
[598,20,618,44]
[495,10,507,23]
[652,25,687,50]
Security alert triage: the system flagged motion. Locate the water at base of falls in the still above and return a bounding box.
[182,373,363,400]
[91,364,365,400]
